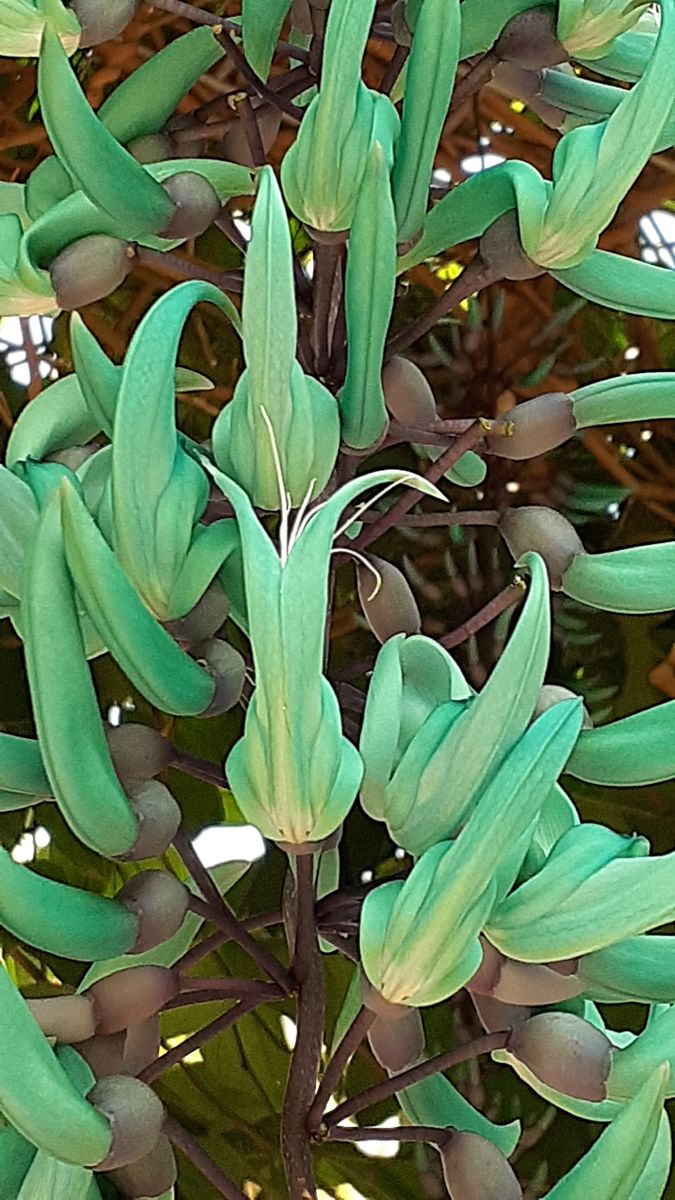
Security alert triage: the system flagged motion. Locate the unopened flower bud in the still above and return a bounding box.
[221,106,282,168]
[77,1033,127,1079]
[123,780,182,862]
[46,444,99,471]
[491,959,583,1006]
[90,1075,165,1171]
[440,1130,523,1199]
[50,237,136,310]
[492,62,544,102]
[194,637,246,715]
[471,991,531,1034]
[123,1015,161,1077]
[390,0,414,46]
[495,6,567,69]
[127,133,175,165]
[466,939,505,996]
[106,724,174,782]
[382,356,438,426]
[534,685,592,729]
[117,872,188,954]
[159,173,221,240]
[499,506,586,589]
[357,554,421,643]
[86,966,179,1035]
[70,0,139,47]
[105,1133,177,1198]
[361,975,413,1020]
[485,393,575,460]
[368,1007,424,1071]
[479,213,543,281]
[506,1012,612,1100]
[164,579,230,648]
[28,994,96,1044]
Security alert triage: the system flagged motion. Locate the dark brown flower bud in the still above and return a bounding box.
[361,975,414,1020]
[86,967,179,1035]
[50,236,136,311]
[159,173,221,240]
[485,393,575,460]
[194,637,246,716]
[90,1075,164,1171]
[466,939,506,996]
[357,554,421,643]
[122,780,182,862]
[164,580,230,649]
[471,991,531,1035]
[221,107,282,168]
[126,133,175,165]
[499,506,586,589]
[105,1133,177,1198]
[506,1012,612,1100]
[534,685,592,729]
[382,356,438,426]
[28,994,96,1044]
[116,872,188,954]
[492,62,544,102]
[479,213,543,281]
[496,6,567,68]
[70,0,139,47]
[491,959,583,1006]
[77,1032,127,1079]
[123,1015,161,1077]
[390,0,414,46]
[527,94,568,130]
[440,1130,523,1199]
[170,134,206,160]
[46,444,99,471]
[368,1008,425,1072]
[107,724,174,783]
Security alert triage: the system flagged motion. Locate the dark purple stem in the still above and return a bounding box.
[281,856,325,1199]
[174,830,293,994]
[307,1006,376,1132]
[174,912,283,976]
[324,1125,451,1145]
[136,248,242,293]
[324,1031,510,1127]
[440,580,526,650]
[354,421,485,550]
[165,1115,248,1200]
[140,999,257,1085]
[385,258,502,361]
[170,749,227,788]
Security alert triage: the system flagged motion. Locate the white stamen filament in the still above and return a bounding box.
[289,477,318,550]
[331,547,383,601]
[332,474,421,543]
[259,405,291,564]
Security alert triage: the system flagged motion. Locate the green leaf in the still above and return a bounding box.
[361,699,583,1005]
[567,701,675,786]
[392,0,461,245]
[341,140,397,448]
[97,28,224,144]
[400,1073,521,1156]
[545,1066,668,1199]
[241,0,294,79]
[17,1152,99,1200]
[563,543,675,614]
[38,27,174,237]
